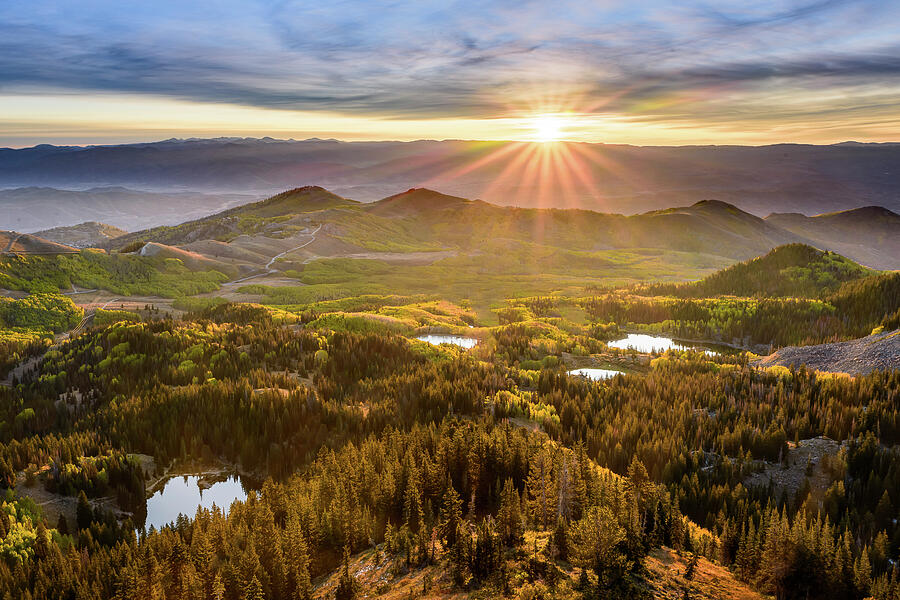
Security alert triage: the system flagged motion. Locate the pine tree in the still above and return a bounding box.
[212,573,225,600]
[557,455,573,520]
[625,456,651,535]
[76,490,92,530]
[33,521,50,561]
[243,576,264,600]
[570,506,634,599]
[293,531,312,600]
[335,545,359,600]
[497,478,524,547]
[875,491,894,533]
[855,549,872,597]
[552,516,570,561]
[527,448,555,530]
[403,458,424,534]
[438,480,463,551]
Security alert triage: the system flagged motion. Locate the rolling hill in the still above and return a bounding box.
[110,186,355,250]
[660,243,874,298]
[0,230,77,254]
[93,187,900,297]
[4,186,899,308]
[765,206,900,270]
[108,188,809,274]
[350,190,868,264]
[32,221,127,248]
[2,138,898,217]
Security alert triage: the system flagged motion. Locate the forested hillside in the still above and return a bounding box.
[0,300,897,599]
[655,244,873,298]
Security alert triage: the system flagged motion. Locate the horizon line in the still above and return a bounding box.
[4,136,900,151]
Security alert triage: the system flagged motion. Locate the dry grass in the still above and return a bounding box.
[646,547,768,600]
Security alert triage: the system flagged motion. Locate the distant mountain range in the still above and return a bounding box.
[9,186,895,271]
[1,138,898,217]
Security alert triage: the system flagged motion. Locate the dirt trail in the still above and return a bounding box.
[2,232,22,253]
[225,224,321,285]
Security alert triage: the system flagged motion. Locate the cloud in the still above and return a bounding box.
[0,0,897,129]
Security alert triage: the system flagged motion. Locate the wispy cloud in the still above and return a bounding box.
[0,0,897,140]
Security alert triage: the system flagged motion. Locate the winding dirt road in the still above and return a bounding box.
[226,224,321,285]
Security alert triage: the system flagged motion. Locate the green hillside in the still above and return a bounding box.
[110,186,356,248]
[0,250,229,297]
[354,191,798,261]
[666,243,873,298]
[0,293,83,377]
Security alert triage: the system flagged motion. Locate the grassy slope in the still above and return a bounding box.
[645,547,765,600]
[0,231,76,254]
[240,247,733,324]
[350,191,797,261]
[110,186,356,248]
[311,543,764,600]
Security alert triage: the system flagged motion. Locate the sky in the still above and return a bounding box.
[1,0,899,147]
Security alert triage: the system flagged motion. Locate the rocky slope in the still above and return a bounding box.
[755,329,900,374]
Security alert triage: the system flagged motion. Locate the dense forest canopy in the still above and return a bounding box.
[0,293,897,599]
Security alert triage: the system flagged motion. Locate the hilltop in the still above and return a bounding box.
[32,221,126,248]
[0,230,77,254]
[110,186,354,249]
[766,206,900,269]
[661,243,874,298]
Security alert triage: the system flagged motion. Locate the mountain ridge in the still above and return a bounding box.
[103,186,900,269]
[2,138,898,215]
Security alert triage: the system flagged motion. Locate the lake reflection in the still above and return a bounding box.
[568,368,625,381]
[142,475,247,531]
[608,333,718,354]
[416,334,478,349]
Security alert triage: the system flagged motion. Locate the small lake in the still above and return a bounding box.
[416,334,478,349]
[608,333,719,355]
[568,368,625,381]
[142,475,249,531]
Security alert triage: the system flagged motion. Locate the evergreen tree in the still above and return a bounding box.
[527,448,555,530]
[335,545,359,600]
[497,478,524,547]
[76,490,92,530]
[243,576,264,600]
[438,480,463,551]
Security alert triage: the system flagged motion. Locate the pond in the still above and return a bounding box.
[568,367,625,381]
[608,333,719,355]
[416,334,479,349]
[141,474,250,532]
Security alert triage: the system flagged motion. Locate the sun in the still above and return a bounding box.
[531,114,566,142]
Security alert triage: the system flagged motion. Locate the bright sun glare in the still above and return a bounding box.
[531,114,565,142]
